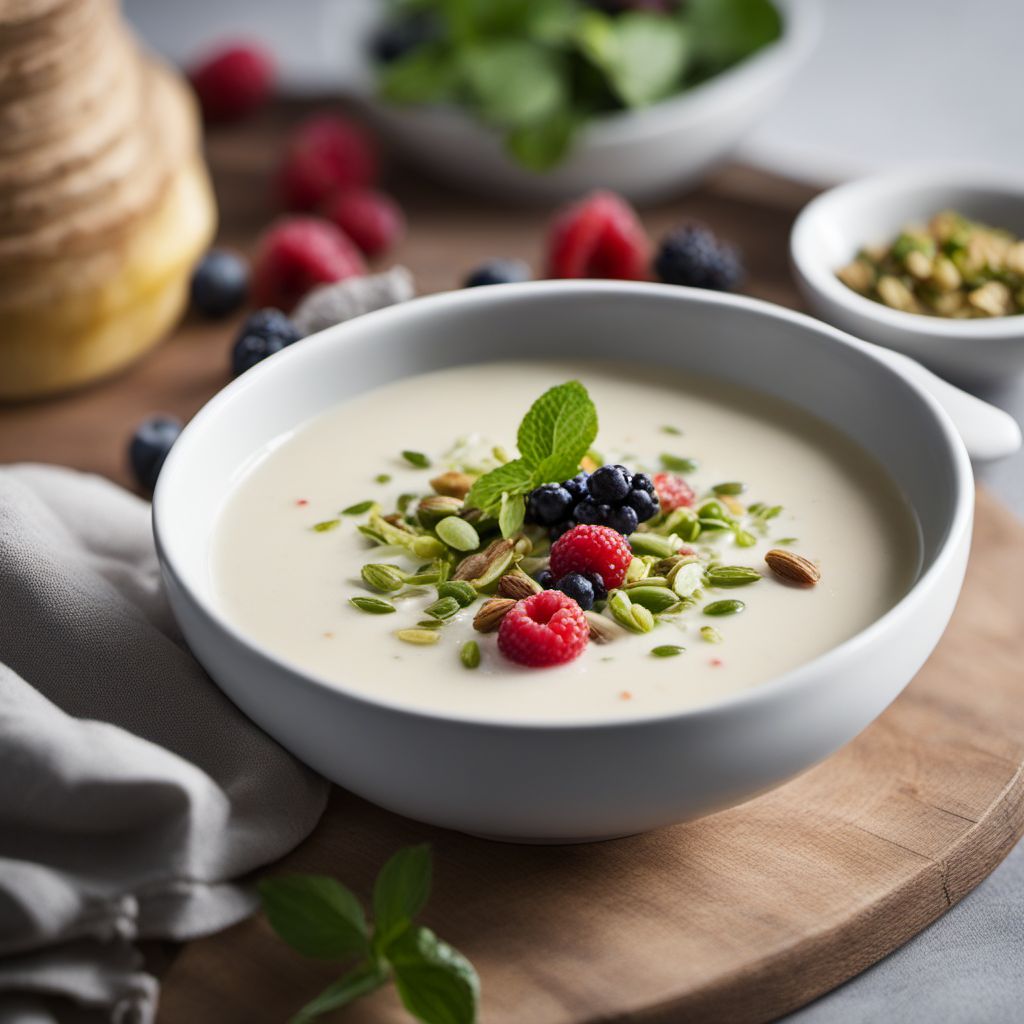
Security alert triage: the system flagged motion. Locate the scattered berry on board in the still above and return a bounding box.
[652,472,696,510]
[129,415,183,491]
[497,590,590,667]
[654,224,743,291]
[527,465,657,538]
[190,248,249,318]
[252,216,366,311]
[189,42,275,123]
[463,259,532,288]
[323,188,405,258]
[276,114,379,211]
[546,190,650,280]
[549,524,633,592]
[231,308,303,376]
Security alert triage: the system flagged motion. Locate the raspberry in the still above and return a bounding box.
[323,188,404,258]
[549,524,633,591]
[252,217,366,311]
[189,43,274,123]
[653,472,696,511]
[276,115,378,211]
[497,591,589,668]
[546,191,650,280]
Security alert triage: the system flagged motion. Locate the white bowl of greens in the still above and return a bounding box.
[353,0,819,204]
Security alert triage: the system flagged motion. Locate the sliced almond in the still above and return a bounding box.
[473,598,516,633]
[765,549,820,586]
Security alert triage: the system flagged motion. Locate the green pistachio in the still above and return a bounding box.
[624,556,651,583]
[342,500,375,515]
[396,628,441,645]
[312,519,341,532]
[651,645,685,657]
[436,516,481,552]
[706,566,762,588]
[416,495,464,528]
[660,453,698,473]
[349,596,396,615]
[623,585,679,613]
[460,640,481,669]
[608,590,655,633]
[437,580,477,607]
[628,532,682,559]
[402,450,431,468]
[712,482,746,497]
[703,599,745,617]
[360,563,407,593]
[669,560,705,598]
[701,625,723,643]
[424,595,461,620]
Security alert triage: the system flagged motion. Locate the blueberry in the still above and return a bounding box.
[527,484,573,526]
[536,569,554,589]
[231,308,303,376]
[585,571,608,602]
[605,505,639,535]
[549,519,577,541]
[371,13,439,63]
[190,249,248,318]
[129,415,183,492]
[632,472,655,495]
[575,500,600,525]
[463,258,532,288]
[654,224,744,291]
[554,572,595,611]
[588,464,631,503]
[625,488,658,522]
[562,472,590,502]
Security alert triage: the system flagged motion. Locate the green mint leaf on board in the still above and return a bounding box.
[290,962,389,1024]
[465,458,534,516]
[578,11,690,108]
[688,0,782,72]
[517,380,598,472]
[390,926,481,1024]
[258,875,371,960]
[373,843,433,951]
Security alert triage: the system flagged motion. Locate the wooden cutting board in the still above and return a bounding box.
[0,102,1021,1023]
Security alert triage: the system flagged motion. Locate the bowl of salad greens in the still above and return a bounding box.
[357,0,818,203]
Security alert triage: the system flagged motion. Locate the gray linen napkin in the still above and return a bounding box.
[0,465,329,1023]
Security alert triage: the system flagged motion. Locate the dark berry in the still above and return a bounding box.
[129,415,182,492]
[527,483,573,526]
[550,519,577,541]
[585,571,608,602]
[588,464,631,503]
[231,308,303,376]
[654,224,744,291]
[553,572,595,611]
[632,472,655,494]
[190,249,249,318]
[371,13,439,64]
[536,569,554,589]
[463,258,532,288]
[562,472,590,501]
[605,505,639,535]
[625,488,658,522]
[574,500,600,525]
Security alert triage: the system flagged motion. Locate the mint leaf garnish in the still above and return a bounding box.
[257,875,370,960]
[261,846,480,1024]
[467,381,599,531]
[390,926,481,1024]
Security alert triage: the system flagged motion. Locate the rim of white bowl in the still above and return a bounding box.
[154,281,973,732]
[791,167,1024,342]
[359,0,821,149]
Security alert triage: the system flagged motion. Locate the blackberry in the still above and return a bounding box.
[231,308,303,376]
[463,258,531,288]
[190,248,248,318]
[632,472,655,494]
[563,472,590,502]
[528,465,655,539]
[654,224,744,291]
[588,464,630,503]
[129,415,182,492]
[553,572,595,611]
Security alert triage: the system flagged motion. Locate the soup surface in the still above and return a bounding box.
[212,360,920,722]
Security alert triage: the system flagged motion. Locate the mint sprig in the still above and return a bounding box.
[259,845,478,1024]
[465,380,598,534]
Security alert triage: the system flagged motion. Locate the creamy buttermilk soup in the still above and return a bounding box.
[212,361,920,722]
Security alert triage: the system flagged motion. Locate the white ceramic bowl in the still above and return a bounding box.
[154,282,1015,843]
[791,169,1024,384]
[353,0,819,204]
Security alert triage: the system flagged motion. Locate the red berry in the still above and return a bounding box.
[549,524,633,591]
[652,473,696,511]
[189,43,274,123]
[323,188,405,258]
[546,191,651,280]
[251,217,366,311]
[498,591,589,668]
[276,115,378,211]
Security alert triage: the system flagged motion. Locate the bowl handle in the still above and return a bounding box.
[871,348,1021,461]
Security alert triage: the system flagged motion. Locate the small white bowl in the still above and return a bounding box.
[154,283,1017,843]
[354,0,819,204]
[791,168,1024,384]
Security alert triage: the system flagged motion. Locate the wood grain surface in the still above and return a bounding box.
[1,102,1021,1024]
